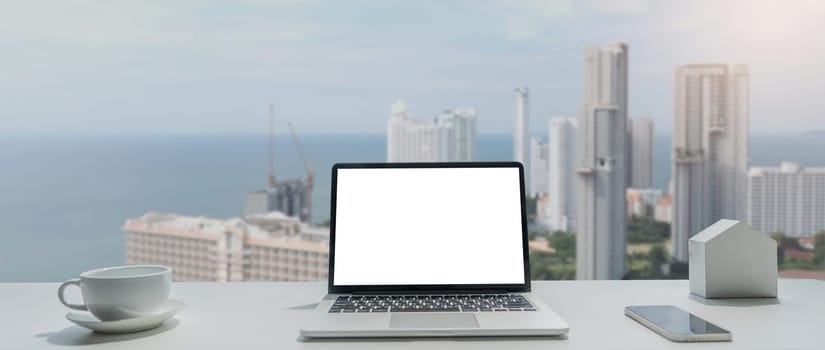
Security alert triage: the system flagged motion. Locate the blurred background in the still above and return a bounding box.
[1,0,823,282]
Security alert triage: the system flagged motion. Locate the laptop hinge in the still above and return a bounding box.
[353,290,509,295]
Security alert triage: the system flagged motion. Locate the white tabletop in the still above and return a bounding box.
[2,280,823,350]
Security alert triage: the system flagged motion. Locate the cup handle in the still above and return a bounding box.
[57,278,87,311]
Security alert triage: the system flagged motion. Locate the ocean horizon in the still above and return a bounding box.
[1,132,824,282]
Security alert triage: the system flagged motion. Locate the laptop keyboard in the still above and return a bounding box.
[328,294,536,313]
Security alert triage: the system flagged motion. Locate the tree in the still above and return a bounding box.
[526,195,538,218]
[625,244,671,280]
[529,252,556,280]
[647,244,668,274]
[627,216,670,244]
[548,231,576,280]
[548,231,575,262]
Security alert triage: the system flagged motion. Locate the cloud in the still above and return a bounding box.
[585,0,649,14]
[480,0,653,41]
[483,0,574,41]
[0,0,322,46]
[1,0,824,134]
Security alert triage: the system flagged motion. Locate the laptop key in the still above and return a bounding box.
[333,294,534,313]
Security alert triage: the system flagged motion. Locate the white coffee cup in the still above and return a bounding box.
[57,265,172,321]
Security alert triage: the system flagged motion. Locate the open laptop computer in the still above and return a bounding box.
[300,162,569,338]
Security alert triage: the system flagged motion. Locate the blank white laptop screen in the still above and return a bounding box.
[332,167,526,286]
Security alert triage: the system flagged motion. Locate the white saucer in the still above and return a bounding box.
[66,299,186,334]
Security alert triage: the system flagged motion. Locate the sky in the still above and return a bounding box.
[1,0,824,135]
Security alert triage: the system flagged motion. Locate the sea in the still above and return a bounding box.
[1,132,824,282]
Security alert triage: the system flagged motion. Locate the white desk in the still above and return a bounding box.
[2,280,823,349]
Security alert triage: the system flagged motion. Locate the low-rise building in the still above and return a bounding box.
[626,188,663,218]
[124,211,329,282]
[654,194,673,224]
[748,162,825,237]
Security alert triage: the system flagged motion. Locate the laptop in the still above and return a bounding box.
[300,162,569,338]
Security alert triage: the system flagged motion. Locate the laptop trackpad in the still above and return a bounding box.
[390,314,479,329]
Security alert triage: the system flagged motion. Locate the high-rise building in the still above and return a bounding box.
[451,109,477,161]
[529,137,549,197]
[671,64,749,262]
[124,212,329,282]
[748,162,825,237]
[387,102,476,162]
[576,43,628,280]
[387,100,436,162]
[627,117,654,188]
[548,117,578,232]
[514,87,529,166]
[435,109,477,162]
[434,113,456,162]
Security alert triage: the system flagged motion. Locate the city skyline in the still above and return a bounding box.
[3,1,825,135]
[3,1,825,285]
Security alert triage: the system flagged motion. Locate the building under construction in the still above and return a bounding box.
[245,103,315,224]
[245,180,309,223]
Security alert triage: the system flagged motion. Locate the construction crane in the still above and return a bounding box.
[287,121,315,225]
[267,102,276,188]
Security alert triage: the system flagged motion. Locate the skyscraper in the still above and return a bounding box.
[387,100,435,162]
[576,43,628,280]
[387,101,476,162]
[454,109,477,161]
[671,64,749,262]
[437,109,477,162]
[748,162,825,238]
[627,117,654,188]
[434,113,456,162]
[514,87,529,166]
[529,137,549,197]
[548,117,578,232]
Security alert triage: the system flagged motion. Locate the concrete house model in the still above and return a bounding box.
[689,219,778,299]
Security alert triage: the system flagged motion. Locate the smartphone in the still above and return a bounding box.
[625,305,732,342]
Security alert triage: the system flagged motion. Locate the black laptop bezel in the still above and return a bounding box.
[327,162,531,294]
